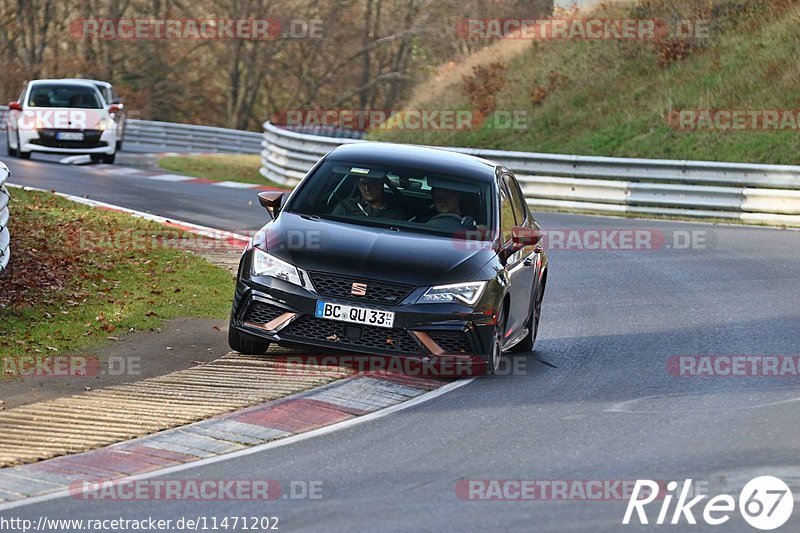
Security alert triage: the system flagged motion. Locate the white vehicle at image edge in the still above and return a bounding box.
[65,78,126,151]
[5,79,119,163]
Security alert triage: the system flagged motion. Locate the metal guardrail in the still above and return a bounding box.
[0,161,11,274]
[0,104,7,127]
[260,121,800,226]
[123,119,263,154]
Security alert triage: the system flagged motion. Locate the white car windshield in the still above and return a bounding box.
[28,84,103,109]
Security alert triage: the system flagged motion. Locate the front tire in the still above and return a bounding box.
[102,153,116,164]
[228,322,270,355]
[17,133,30,159]
[484,306,507,376]
[5,129,16,157]
[510,278,545,353]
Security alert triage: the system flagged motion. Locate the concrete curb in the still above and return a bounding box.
[0,373,451,506]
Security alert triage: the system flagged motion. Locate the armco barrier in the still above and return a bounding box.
[0,161,10,274]
[1,108,262,155]
[260,121,800,226]
[123,119,263,154]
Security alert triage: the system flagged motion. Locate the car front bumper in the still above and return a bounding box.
[19,128,117,154]
[230,272,500,375]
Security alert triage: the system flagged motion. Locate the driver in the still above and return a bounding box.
[427,187,477,230]
[332,176,405,220]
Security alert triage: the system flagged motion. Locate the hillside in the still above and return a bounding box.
[371,0,800,165]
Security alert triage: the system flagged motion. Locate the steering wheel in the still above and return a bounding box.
[428,213,463,223]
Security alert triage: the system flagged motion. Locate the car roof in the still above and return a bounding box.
[28,79,103,89]
[63,78,113,88]
[326,142,501,182]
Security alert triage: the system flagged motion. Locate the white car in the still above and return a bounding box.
[5,79,119,164]
[65,78,126,151]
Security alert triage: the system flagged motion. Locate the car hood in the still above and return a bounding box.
[264,213,496,286]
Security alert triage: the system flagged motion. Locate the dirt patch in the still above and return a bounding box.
[0,317,231,410]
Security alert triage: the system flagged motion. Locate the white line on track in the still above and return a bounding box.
[100,166,143,175]
[148,173,196,182]
[212,181,260,189]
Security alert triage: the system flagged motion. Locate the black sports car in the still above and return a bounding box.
[228,143,547,376]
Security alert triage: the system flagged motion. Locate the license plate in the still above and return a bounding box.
[56,132,84,141]
[315,301,395,328]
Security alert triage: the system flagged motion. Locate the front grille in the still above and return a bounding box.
[32,129,106,149]
[284,315,422,355]
[243,301,285,324]
[428,331,473,354]
[309,272,413,306]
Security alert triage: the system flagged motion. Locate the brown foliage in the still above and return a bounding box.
[462,62,507,117]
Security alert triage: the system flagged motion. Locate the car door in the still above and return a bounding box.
[500,173,536,340]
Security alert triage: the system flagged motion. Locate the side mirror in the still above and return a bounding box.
[511,226,542,247]
[108,104,122,113]
[500,226,541,263]
[8,101,21,111]
[258,191,285,219]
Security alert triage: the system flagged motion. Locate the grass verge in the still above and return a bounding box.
[0,188,233,365]
[158,154,289,188]
[371,0,800,165]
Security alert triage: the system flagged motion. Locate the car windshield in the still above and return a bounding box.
[286,159,496,240]
[27,84,103,109]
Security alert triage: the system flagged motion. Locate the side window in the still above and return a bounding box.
[503,174,527,225]
[498,179,515,243]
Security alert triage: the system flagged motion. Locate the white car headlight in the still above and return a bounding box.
[251,248,302,286]
[418,281,487,306]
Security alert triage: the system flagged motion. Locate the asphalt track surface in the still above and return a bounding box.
[2,135,799,532]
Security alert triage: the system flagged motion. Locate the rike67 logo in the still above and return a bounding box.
[624,477,794,530]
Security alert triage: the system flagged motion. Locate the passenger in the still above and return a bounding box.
[332,176,405,220]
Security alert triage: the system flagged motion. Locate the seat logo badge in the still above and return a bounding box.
[351,283,368,296]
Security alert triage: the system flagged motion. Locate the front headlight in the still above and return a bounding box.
[418,281,487,306]
[95,119,111,131]
[251,248,302,286]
